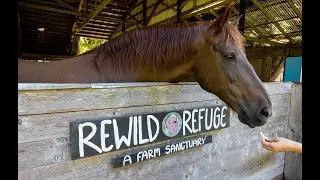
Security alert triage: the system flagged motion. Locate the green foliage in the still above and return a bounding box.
[79,37,107,54]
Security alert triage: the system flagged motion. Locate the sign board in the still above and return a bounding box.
[70,105,230,160]
[113,135,212,168]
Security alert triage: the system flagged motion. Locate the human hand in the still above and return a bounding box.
[261,137,302,154]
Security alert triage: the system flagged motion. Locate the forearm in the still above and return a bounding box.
[287,141,302,154]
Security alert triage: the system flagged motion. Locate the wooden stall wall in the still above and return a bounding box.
[18,82,296,180]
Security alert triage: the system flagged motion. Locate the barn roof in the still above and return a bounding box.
[18,0,302,60]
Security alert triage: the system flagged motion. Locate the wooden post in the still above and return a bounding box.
[177,0,183,23]
[261,57,273,82]
[239,0,246,34]
[18,11,22,56]
[71,36,80,56]
[271,56,285,81]
[122,22,126,32]
[143,0,147,26]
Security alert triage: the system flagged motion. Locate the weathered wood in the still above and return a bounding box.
[71,36,80,56]
[18,118,288,178]
[284,84,302,180]
[262,57,273,82]
[271,57,285,81]
[18,82,296,179]
[18,92,290,144]
[18,91,291,170]
[18,83,293,115]
[250,58,263,78]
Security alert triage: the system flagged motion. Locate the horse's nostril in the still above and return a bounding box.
[260,107,270,118]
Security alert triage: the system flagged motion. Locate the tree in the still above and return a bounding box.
[79,37,107,54]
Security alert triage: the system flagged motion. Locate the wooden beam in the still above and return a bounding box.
[72,0,85,32]
[177,0,183,23]
[71,36,80,56]
[129,14,144,25]
[110,0,142,39]
[238,0,246,34]
[18,2,81,16]
[245,36,286,46]
[184,0,232,18]
[122,22,126,32]
[232,7,266,38]
[130,1,159,18]
[83,26,114,33]
[54,0,79,12]
[146,0,164,25]
[110,2,142,39]
[143,0,147,26]
[286,0,302,20]
[75,0,112,33]
[161,2,177,12]
[271,56,285,81]
[75,33,109,39]
[251,0,294,43]
[245,46,302,59]
[124,0,230,32]
[78,29,112,36]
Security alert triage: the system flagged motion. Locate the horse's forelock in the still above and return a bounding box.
[214,22,245,50]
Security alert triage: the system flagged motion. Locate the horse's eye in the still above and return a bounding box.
[224,54,235,61]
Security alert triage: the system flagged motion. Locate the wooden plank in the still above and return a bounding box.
[284,83,302,179]
[18,116,288,176]
[18,2,81,16]
[18,93,291,145]
[18,82,293,116]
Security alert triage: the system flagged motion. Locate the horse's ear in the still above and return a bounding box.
[209,1,235,34]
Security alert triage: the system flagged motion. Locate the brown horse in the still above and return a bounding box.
[18,3,272,128]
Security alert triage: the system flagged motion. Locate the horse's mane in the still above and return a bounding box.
[86,18,244,72]
[91,22,207,72]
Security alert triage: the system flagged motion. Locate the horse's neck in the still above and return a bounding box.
[18,54,102,83]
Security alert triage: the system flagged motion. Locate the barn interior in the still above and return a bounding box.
[17,0,302,82]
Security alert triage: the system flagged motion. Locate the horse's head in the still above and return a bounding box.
[193,2,272,128]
